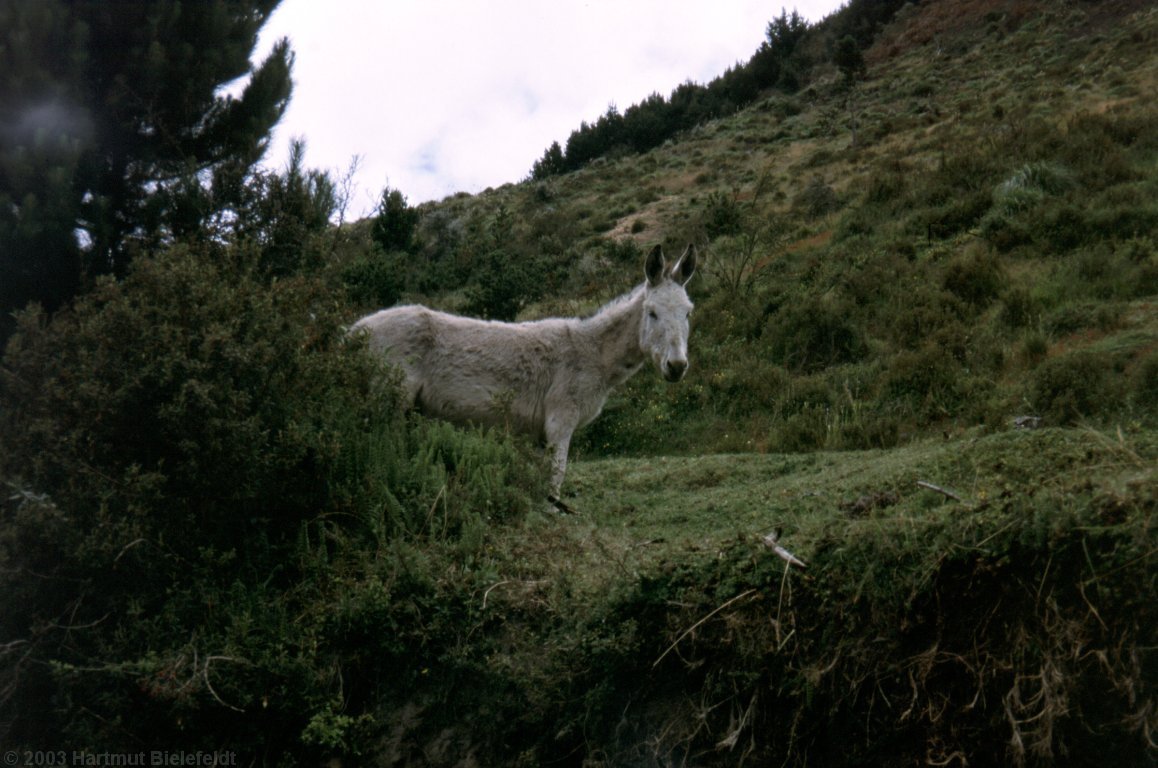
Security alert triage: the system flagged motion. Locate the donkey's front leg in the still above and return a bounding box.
[545,414,576,514]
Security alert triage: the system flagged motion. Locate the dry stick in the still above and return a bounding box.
[652,589,757,669]
[763,530,807,569]
[917,480,971,506]
[775,560,796,651]
[482,579,550,610]
[204,655,245,712]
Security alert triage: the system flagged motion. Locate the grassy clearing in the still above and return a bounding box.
[443,425,1155,765]
[555,426,1155,596]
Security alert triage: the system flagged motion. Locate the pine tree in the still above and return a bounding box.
[834,35,867,85]
[530,141,565,181]
[0,0,293,337]
[371,186,419,253]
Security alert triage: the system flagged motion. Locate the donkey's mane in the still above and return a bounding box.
[580,284,645,324]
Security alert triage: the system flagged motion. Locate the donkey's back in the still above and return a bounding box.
[352,305,572,438]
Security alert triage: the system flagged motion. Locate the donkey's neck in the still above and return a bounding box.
[577,285,647,386]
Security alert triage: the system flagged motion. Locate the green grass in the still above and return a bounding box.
[455,425,1156,765]
[561,426,1155,585]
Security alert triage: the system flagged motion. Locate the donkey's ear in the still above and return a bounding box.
[645,244,666,286]
[670,243,696,286]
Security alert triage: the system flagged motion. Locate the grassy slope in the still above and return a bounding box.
[431,425,1152,766]
[376,1,1157,764]
[413,0,1157,467]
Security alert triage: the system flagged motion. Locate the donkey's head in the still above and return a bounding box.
[640,244,697,383]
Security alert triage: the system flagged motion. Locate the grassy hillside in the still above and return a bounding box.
[1,0,1154,764]
[329,0,1158,761]
[388,0,1157,467]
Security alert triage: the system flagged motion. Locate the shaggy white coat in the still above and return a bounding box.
[352,244,696,501]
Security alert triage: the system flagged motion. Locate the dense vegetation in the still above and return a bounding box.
[2,0,1154,765]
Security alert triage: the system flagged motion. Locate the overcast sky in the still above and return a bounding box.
[252,1,846,217]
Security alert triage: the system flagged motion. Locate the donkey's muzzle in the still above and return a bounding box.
[663,360,688,382]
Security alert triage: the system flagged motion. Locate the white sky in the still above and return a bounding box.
[252,1,846,216]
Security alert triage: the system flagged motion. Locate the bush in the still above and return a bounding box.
[999,286,1039,329]
[1029,351,1116,425]
[942,247,1004,307]
[792,176,841,219]
[340,249,407,311]
[464,249,552,320]
[882,346,968,423]
[0,245,394,747]
[912,190,992,240]
[0,242,546,751]
[0,245,387,536]
[762,297,866,373]
[701,189,745,239]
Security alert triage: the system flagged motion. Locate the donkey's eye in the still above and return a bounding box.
[648,310,658,320]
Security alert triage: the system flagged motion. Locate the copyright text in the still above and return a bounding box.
[6,751,238,767]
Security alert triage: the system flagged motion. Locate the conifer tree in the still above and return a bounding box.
[0,0,293,337]
[371,186,419,253]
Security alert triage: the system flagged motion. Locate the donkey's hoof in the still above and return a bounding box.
[547,495,577,515]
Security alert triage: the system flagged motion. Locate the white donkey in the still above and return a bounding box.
[352,243,697,510]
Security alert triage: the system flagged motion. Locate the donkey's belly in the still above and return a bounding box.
[416,377,546,440]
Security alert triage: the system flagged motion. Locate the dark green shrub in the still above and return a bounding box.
[792,176,841,219]
[0,245,388,537]
[885,287,968,349]
[1036,203,1092,251]
[1018,331,1050,367]
[776,376,834,416]
[0,241,546,752]
[942,247,1004,307]
[1029,351,1116,424]
[774,408,828,452]
[912,190,992,240]
[981,162,1076,251]
[864,163,908,205]
[340,250,407,310]
[464,249,550,320]
[0,243,411,746]
[409,419,544,528]
[1043,301,1122,337]
[371,187,420,253]
[705,352,791,418]
[980,209,1034,252]
[701,190,744,238]
[762,297,866,373]
[1060,111,1140,187]
[994,162,1076,207]
[235,140,339,278]
[882,346,967,423]
[1000,286,1039,329]
[834,206,878,241]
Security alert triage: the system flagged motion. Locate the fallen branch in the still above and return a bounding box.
[917,480,972,507]
[203,655,246,712]
[482,579,548,609]
[762,530,807,569]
